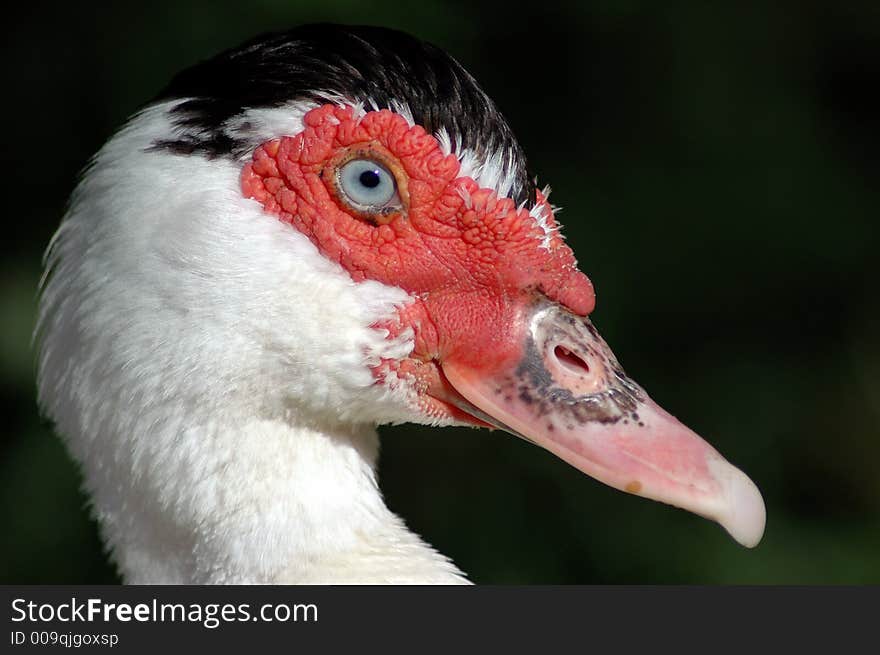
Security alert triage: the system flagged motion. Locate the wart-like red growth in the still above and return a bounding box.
[241,104,596,417]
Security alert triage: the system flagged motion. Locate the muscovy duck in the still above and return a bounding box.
[36,24,765,583]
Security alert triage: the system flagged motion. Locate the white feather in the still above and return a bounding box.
[37,101,468,584]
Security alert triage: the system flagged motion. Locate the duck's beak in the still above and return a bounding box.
[439,297,766,548]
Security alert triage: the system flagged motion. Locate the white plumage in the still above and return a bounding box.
[38,101,467,583]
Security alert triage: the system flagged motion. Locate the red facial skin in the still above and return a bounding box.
[240,105,767,548]
[241,104,595,421]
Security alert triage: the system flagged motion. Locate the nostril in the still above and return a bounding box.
[553,345,591,376]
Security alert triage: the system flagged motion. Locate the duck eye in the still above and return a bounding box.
[336,158,400,212]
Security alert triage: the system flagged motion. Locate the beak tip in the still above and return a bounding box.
[711,459,767,548]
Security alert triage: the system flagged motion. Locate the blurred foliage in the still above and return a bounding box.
[1,0,878,584]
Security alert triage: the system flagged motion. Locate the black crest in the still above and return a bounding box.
[152,23,535,207]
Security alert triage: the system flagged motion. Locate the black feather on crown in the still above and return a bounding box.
[151,23,535,208]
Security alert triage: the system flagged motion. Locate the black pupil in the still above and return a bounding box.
[359,169,381,188]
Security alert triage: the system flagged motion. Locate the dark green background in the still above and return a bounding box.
[2,1,878,584]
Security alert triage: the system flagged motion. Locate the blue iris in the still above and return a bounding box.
[337,159,398,209]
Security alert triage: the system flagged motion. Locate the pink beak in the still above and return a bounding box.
[440,298,766,548]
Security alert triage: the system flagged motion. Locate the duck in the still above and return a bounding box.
[36,23,765,584]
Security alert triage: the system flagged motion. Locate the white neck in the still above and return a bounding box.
[102,414,466,584]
